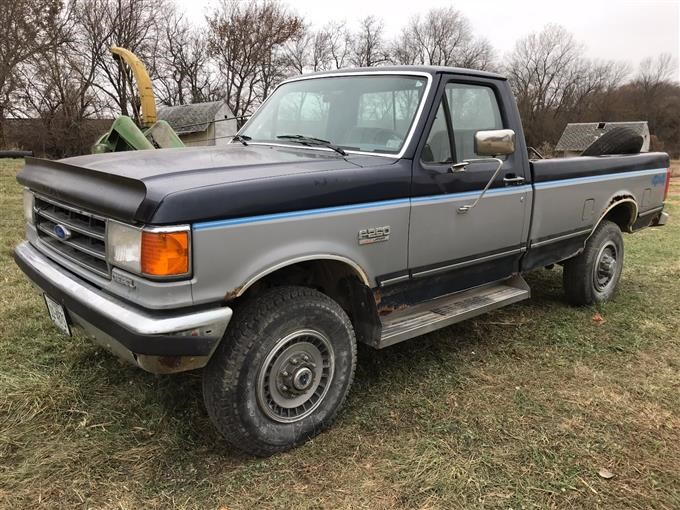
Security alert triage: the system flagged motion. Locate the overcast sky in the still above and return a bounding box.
[182,0,680,79]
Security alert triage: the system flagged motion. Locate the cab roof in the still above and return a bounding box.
[289,65,506,81]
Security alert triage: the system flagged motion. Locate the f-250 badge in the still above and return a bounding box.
[358,226,390,245]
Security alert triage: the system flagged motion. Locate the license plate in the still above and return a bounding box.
[44,294,71,336]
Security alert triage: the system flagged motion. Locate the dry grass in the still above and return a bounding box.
[1,158,679,509]
[670,160,680,177]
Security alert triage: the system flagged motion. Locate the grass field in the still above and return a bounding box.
[670,159,680,178]
[1,158,679,509]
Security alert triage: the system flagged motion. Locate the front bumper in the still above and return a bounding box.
[13,241,232,373]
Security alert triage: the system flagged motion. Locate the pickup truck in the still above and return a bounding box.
[14,66,671,456]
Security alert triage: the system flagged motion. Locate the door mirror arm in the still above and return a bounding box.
[457,157,505,214]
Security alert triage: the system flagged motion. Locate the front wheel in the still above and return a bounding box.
[202,286,357,456]
[563,220,624,305]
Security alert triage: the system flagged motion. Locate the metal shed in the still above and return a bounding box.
[157,101,237,147]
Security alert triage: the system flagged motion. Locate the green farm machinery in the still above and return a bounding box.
[93,47,184,153]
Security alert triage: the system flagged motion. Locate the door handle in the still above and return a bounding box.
[449,161,469,173]
[503,174,525,186]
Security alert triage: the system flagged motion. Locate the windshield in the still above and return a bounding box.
[240,74,428,155]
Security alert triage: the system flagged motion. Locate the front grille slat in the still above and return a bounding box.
[37,222,107,260]
[33,195,110,278]
[35,208,105,240]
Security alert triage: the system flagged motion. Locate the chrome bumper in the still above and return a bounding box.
[14,241,232,373]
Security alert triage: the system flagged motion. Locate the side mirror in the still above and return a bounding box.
[474,129,516,157]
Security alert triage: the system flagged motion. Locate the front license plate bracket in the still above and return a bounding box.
[44,294,71,336]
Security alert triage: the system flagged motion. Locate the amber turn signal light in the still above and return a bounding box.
[141,230,189,276]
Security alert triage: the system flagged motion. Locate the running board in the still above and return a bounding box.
[378,275,530,348]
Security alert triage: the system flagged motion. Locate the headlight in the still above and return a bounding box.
[107,221,191,278]
[23,189,34,224]
[107,221,142,273]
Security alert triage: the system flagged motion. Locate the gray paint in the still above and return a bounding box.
[409,185,531,269]
[190,200,411,305]
[529,168,667,245]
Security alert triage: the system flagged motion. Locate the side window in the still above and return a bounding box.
[445,83,503,162]
[421,101,452,164]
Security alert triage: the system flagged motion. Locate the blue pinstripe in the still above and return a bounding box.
[193,168,667,231]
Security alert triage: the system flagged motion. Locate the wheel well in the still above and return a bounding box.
[598,198,638,233]
[233,260,381,346]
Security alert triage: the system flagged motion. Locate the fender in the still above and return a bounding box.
[587,194,638,240]
[233,254,371,298]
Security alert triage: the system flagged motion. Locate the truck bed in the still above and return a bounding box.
[523,152,669,269]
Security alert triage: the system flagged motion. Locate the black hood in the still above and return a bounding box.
[18,144,410,224]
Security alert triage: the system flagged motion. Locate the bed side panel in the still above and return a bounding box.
[523,153,668,269]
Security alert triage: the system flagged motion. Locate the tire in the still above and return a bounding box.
[202,286,357,456]
[563,220,624,306]
[581,127,643,157]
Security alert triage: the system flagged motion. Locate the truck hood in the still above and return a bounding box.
[18,145,409,224]
[59,144,363,181]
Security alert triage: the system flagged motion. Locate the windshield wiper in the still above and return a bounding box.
[231,134,251,146]
[277,135,347,156]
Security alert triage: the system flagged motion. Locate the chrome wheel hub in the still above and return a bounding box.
[292,367,314,390]
[593,241,618,292]
[257,329,334,423]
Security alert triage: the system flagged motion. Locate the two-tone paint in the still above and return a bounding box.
[14,65,671,373]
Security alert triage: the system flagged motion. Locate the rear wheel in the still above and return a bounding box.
[563,220,624,305]
[202,286,357,456]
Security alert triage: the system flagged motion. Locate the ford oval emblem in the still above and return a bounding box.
[54,224,72,240]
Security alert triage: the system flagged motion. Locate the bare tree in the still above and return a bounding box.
[349,16,389,67]
[456,38,496,71]
[631,53,678,134]
[155,12,220,105]
[17,2,106,156]
[0,0,67,146]
[73,0,167,120]
[326,22,351,70]
[505,24,585,145]
[207,0,304,122]
[391,7,494,70]
[636,53,675,91]
[282,23,352,75]
[281,28,311,75]
[310,29,335,72]
[567,59,630,117]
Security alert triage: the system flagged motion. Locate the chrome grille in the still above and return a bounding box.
[34,195,110,278]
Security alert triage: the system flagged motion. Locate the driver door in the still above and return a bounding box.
[408,77,531,287]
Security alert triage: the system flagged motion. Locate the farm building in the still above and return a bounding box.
[157,101,237,147]
[555,121,650,157]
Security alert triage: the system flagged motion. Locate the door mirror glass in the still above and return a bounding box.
[474,129,516,157]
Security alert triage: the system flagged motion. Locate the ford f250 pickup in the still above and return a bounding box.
[14,66,671,456]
